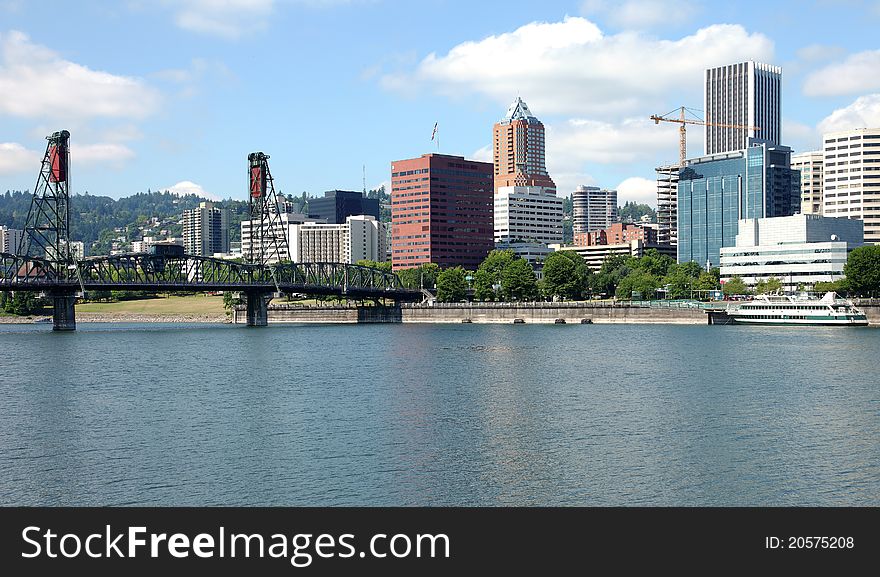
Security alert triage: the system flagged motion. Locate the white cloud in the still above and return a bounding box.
[804,50,880,97]
[382,17,773,117]
[783,119,821,153]
[170,0,275,39]
[73,143,136,167]
[581,0,700,30]
[471,144,492,163]
[817,94,880,134]
[0,31,160,120]
[616,177,657,207]
[0,142,40,175]
[795,44,845,63]
[161,180,223,201]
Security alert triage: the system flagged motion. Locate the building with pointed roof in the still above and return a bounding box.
[492,97,556,193]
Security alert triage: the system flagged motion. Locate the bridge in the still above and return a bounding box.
[1,131,419,330]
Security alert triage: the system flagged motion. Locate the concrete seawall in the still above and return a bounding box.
[234,303,708,325]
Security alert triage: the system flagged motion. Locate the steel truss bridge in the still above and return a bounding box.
[3,131,418,330]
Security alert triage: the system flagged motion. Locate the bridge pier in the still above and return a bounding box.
[51,290,77,331]
[245,291,272,327]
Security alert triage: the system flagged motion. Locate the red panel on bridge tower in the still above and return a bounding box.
[250,166,265,198]
[49,144,67,183]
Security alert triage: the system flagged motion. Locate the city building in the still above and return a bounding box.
[655,164,679,246]
[182,201,229,257]
[551,240,676,273]
[0,226,23,254]
[307,190,379,224]
[704,61,782,155]
[493,97,556,193]
[289,215,386,264]
[241,212,316,264]
[821,127,880,244]
[390,153,493,270]
[677,142,798,268]
[494,186,564,247]
[578,222,658,247]
[720,213,864,292]
[791,151,824,215]
[572,186,617,236]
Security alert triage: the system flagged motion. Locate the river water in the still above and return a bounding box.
[1,322,878,506]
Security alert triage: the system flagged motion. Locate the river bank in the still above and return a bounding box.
[0,312,228,324]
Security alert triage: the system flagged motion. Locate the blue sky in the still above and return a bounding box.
[3,0,880,207]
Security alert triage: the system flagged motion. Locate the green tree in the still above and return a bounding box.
[542,250,592,300]
[696,268,721,292]
[356,259,392,272]
[722,276,750,297]
[501,258,538,301]
[591,254,631,297]
[755,277,783,294]
[436,267,468,302]
[843,245,880,296]
[616,270,661,300]
[632,249,675,278]
[474,249,516,301]
[813,279,848,293]
[662,261,702,299]
[541,251,577,299]
[396,263,440,290]
[10,292,39,315]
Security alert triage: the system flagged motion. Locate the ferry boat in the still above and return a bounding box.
[725,292,868,326]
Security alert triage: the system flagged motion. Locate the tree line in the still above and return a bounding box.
[362,244,880,304]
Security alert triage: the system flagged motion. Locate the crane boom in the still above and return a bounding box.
[651,106,760,166]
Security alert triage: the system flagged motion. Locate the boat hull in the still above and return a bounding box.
[728,316,869,326]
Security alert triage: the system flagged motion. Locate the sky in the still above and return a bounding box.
[3,0,880,207]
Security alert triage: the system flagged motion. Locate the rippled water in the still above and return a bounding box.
[0,322,878,506]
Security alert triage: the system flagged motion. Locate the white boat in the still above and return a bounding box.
[725,292,868,326]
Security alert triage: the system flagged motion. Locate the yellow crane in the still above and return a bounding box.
[650,106,761,167]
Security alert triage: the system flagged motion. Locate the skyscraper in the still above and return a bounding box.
[391,153,493,270]
[0,226,23,254]
[182,201,229,257]
[307,190,379,224]
[822,127,880,245]
[677,143,798,268]
[572,185,618,239]
[493,97,556,193]
[704,61,782,155]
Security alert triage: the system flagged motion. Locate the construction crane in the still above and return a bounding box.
[650,106,761,167]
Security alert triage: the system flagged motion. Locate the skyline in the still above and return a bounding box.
[2,1,880,206]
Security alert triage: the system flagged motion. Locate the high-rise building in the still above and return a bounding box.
[182,201,229,257]
[494,186,564,246]
[390,153,493,270]
[572,186,617,240]
[307,190,379,224]
[704,61,782,155]
[791,151,824,215]
[493,97,556,193]
[677,143,798,268]
[655,164,680,246]
[821,127,880,245]
[288,215,386,264]
[0,226,23,254]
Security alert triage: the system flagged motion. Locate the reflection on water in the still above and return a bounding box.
[0,322,878,506]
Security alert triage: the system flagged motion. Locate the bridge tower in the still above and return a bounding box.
[18,130,73,269]
[18,130,77,331]
[246,152,290,266]
[244,152,290,326]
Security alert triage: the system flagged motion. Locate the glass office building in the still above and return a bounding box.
[678,143,797,268]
